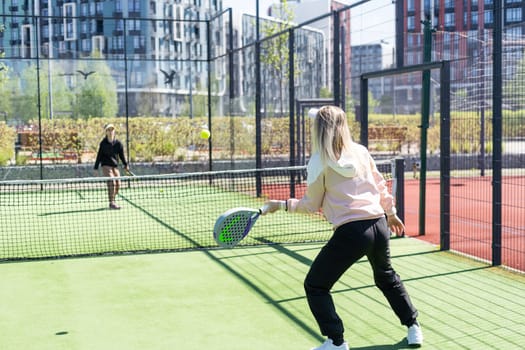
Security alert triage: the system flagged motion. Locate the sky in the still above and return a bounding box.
[221,0,395,46]
[222,0,275,17]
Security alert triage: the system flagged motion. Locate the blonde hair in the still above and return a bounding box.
[312,105,367,175]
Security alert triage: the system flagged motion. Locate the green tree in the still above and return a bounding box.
[0,122,15,165]
[368,91,380,111]
[0,30,10,121]
[45,62,74,118]
[0,81,10,123]
[73,51,118,118]
[0,23,14,164]
[260,0,295,117]
[12,65,38,122]
[504,56,525,110]
[6,62,73,122]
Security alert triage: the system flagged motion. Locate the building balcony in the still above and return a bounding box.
[58,52,74,59]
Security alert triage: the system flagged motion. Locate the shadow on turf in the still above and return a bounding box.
[39,207,107,216]
[117,197,326,342]
[351,339,416,349]
[100,204,434,347]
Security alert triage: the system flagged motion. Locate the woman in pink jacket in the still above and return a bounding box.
[264,106,423,350]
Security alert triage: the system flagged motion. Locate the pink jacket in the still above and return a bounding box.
[287,144,397,229]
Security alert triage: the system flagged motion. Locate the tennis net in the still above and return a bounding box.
[0,159,404,261]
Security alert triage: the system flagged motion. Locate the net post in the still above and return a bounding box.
[394,157,405,223]
[440,61,451,251]
[359,77,369,148]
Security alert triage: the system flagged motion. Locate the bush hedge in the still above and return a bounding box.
[1,111,522,165]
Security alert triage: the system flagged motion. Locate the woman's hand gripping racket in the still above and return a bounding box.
[213,204,270,248]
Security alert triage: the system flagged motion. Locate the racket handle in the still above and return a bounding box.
[259,203,271,215]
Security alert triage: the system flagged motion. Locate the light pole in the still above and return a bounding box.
[45,45,53,120]
[189,55,193,119]
[478,29,486,177]
[255,0,262,196]
[381,40,396,116]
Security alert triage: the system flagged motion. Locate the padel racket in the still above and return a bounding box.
[213,204,269,248]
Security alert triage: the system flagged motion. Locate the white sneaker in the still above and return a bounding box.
[311,338,349,350]
[407,322,424,347]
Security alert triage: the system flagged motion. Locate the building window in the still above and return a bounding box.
[81,39,90,51]
[407,16,415,31]
[472,11,478,25]
[129,0,140,12]
[506,8,522,23]
[21,24,32,58]
[128,19,141,32]
[113,36,124,50]
[506,26,522,38]
[133,36,144,49]
[93,35,104,53]
[63,3,77,41]
[116,19,124,31]
[174,5,183,41]
[445,13,455,27]
[407,0,415,11]
[150,1,156,15]
[95,2,103,14]
[484,10,493,24]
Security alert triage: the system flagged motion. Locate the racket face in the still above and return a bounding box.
[214,208,260,248]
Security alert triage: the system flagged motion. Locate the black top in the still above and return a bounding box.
[94,137,128,169]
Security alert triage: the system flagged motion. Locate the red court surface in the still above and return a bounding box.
[404,177,525,272]
[263,175,524,272]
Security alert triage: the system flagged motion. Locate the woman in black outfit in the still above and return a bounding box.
[94,124,129,209]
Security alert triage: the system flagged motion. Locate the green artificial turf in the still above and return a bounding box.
[0,238,523,349]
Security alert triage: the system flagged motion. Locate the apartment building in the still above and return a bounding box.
[398,0,525,112]
[0,0,224,117]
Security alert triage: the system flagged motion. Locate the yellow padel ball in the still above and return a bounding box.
[200,129,211,139]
